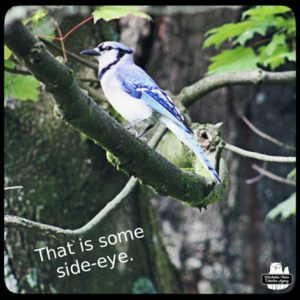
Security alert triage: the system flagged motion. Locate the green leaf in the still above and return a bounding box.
[274,16,296,36]
[4,59,15,68]
[287,168,296,180]
[234,23,269,46]
[257,33,294,70]
[242,6,292,20]
[5,72,40,101]
[4,45,12,60]
[263,51,295,70]
[93,6,152,23]
[266,193,296,221]
[23,7,48,25]
[207,47,259,74]
[203,21,254,49]
[260,33,287,57]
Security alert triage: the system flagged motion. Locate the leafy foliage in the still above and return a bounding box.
[203,6,296,74]
[93,6,152,23]
[5,61,40,102]
[132,277,157,294]
[4,45,12,60]
[266,193,296,221]
[22,7,49,24]
[208,46,259,73]
[287,168,296,180]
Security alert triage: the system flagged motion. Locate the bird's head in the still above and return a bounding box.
[80,41,134,67]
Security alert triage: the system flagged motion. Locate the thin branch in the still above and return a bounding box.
[224,143,296,163]
[4,67,31,76]
[61,15,93,40]
[245,162,267,185]
[4,125,167,239]
[245,173,263,185]
[4,186,23,190]
[5,66,100,85]
[40,38,98,71]
[49,16,67,63]
[252,164,296,187]
[179,70,296,108]
[240,115,296,151]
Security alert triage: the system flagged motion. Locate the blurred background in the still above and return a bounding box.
[4,5,296,293]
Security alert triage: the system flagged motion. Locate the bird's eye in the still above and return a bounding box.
[105,46,112,51]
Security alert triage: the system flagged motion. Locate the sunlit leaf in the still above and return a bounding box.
[287,168,296,180]
[274,16,296,36]
[207,47,259,74]
[93,6,152,23]
[203,21,254,49]
[5,72,40,101]
[263,51,295,70]
[23,7,48,25]
[4,45,12,60]
[234,23,269,45]
[258,34,294,70]
[242,6,292,20]
[266,193,296,221]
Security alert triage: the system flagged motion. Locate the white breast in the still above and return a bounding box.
[101,73,153,124]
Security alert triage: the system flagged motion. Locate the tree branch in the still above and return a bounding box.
[4,126,167,239]
[251,164,296,186]
[240,115,296,151]
[40,38,98,71]
[224,143,296,163]
[4,186,23,190]
[4,67,32,76]
[5,20,224,207]
[179,70,296,108]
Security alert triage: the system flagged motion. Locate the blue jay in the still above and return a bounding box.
[81,41,221,183]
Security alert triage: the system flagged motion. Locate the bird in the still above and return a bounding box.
[81,41,221,184]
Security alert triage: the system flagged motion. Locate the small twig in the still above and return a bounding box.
[245,173,263,185]
[61,15,94,40]
[40,38,98,70]
[240,115,296,151]
[4,186,23,190]
[49,16,67,63]
[4,67,31,76]
[252,164,296,186]
[224,143,296,163]
[245,161,267,185]
[4,125,167,239]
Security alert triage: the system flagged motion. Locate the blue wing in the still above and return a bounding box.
[117,65,221,183]
[119,66,192,133]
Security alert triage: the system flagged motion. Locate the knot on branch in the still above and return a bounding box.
[256,69,265,84]
[29,42,45,65]
[194,123,224,153]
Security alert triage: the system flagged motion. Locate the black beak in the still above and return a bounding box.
[80,49,100,56]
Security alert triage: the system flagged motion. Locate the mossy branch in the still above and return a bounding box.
[5,20,225,209]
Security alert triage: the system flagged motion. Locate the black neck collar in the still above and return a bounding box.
[98,50,131,80]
